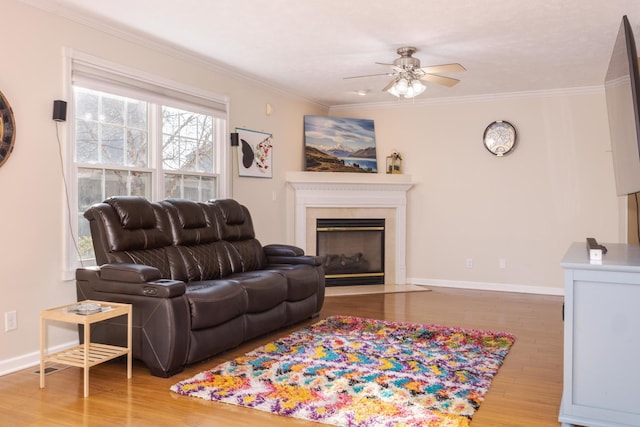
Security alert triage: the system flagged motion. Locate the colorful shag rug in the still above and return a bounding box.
[170,316,515,427]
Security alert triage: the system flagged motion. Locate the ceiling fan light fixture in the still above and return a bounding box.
[407,80,426,98]
[405,87,416,98]
[387,84,401,97]
[396,78,409,93]
[387,77,426,98]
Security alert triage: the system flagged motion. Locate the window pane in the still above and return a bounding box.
[74,87,149,168]
[183,175,200,200]
[76,120,99,163]
[102,124,125,165]
[162,106,214,173]
[164,173,216,200]
[105,169,128,198]
[102,169,152,199]
[131,171,152,198]
[77,168,103,211]
[77,167,103,262]
[102,96,124,125]
[76,89,99,121]
[201,176,216,201]
[164,173,181,198]
[77,212,95,260]
[127,128,148,167]
[127,99,147,129]
[198,139,214,173]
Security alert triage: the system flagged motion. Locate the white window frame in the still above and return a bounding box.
[62,49,231,279]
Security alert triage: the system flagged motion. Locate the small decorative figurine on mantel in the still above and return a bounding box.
[386,151,402,174]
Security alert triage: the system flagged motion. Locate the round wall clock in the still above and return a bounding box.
[483,120,516,156]
[0,90,16,168]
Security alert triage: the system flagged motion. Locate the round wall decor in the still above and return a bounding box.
[483,120,516,156]
[0,90,16,168]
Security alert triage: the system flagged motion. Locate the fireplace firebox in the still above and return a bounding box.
[316,218,385,286]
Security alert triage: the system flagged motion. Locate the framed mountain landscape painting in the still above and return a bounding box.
[304,116,378,173]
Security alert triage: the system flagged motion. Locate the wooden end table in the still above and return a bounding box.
[39,300,132,397]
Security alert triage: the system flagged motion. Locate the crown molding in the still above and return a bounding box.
[329,85,605,112]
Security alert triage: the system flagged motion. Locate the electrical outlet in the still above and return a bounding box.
[499,258,507,269]
[5,311,17,332]
[465,258,473,269]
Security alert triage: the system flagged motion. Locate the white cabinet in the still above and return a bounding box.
[560,242,640,427]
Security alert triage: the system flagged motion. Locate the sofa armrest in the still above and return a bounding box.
[76,265,186,298]
[267,255,324,266]
[99,263,162,282]
[263,244,305,257]
[263,244,325,266]
[76,265,190,377]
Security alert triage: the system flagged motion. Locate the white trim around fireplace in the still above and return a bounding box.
[286,171,414,285]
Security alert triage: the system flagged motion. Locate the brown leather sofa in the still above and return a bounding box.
[76,197,325,377]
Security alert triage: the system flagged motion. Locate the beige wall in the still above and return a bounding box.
[331,90,620,292]
[0,0,326,371]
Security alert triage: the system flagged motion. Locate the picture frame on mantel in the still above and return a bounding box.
[236,128,273,178]
[303,115,378,173]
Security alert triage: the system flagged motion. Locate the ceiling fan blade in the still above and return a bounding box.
[375,62,394,66]
[343,72,392,80]
[420,63,466,74]
[382,79,396,92]
[420,73,461,87]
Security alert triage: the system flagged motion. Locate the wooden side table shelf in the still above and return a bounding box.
[40,300,132,397]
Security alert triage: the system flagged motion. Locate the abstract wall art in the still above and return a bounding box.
[236,128,273,178]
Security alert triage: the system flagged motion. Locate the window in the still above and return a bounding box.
[66,51,229,271]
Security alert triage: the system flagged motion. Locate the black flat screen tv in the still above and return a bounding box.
[605,15,640,196]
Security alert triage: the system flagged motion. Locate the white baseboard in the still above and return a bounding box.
[0,340,79,377]
[408,277,564,296]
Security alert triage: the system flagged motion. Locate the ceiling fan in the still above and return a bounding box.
[345,46,466,98]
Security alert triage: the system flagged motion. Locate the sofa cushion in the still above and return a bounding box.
[107,196,157,229]
[162,199,219,246]
[107,247,173,279]
[172,242,235,281]
[208,200,268,272]
[210,199,256,241]
[228,271,288,313]
[269,265,321,302]
[185,280,247,330]
[230,240,268,272]
[86,197,172,255]
[169,199,207,229]
[215,199,246,225]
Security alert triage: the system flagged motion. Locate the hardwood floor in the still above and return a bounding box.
[0,288,564,426]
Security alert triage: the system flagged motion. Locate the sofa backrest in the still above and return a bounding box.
[161,199,236,281]
[84,196,267,281]
[209,199,268,272]
[84,196,174,278]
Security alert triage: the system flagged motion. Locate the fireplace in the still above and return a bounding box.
[316,218,385,286]
[286,171,413,285]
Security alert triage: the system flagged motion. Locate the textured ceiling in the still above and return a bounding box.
[34,0,640,106]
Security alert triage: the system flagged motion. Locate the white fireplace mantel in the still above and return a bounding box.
[286,171,414,285]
